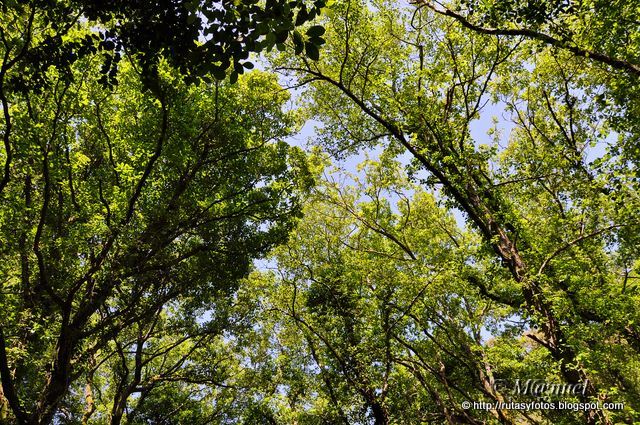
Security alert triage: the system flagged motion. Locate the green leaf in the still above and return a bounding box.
[293,31,304,55]
[295,8,309,26]
[306,25,325,38]
[211,67,226,80]
[275,30,289,43]
[305,42,319,61]
[308,35,325,46]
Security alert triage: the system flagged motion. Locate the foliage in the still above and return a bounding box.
[0,49,311,423]
[1,0,328,91]
[2,0,640,424]
[413,0,640,77]
[272,0,640,423]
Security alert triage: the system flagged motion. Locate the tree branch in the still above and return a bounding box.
[416,1,640,77]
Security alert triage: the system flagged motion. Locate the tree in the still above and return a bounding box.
[0,2,327,423]
[239,158,596,424]
[411,0,640,77]
[0,49,312,423]
[0,0,328,227]
[274,0,640,423]
[1,0,328,92]
[3,0,640,423]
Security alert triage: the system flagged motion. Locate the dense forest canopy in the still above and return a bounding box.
[0,0,639,424]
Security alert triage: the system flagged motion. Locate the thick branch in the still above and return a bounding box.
[0,326,26,424]
[417,1,640,77]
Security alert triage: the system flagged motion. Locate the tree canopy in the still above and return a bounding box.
[2,0,327,91]
[1,0,640,424]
